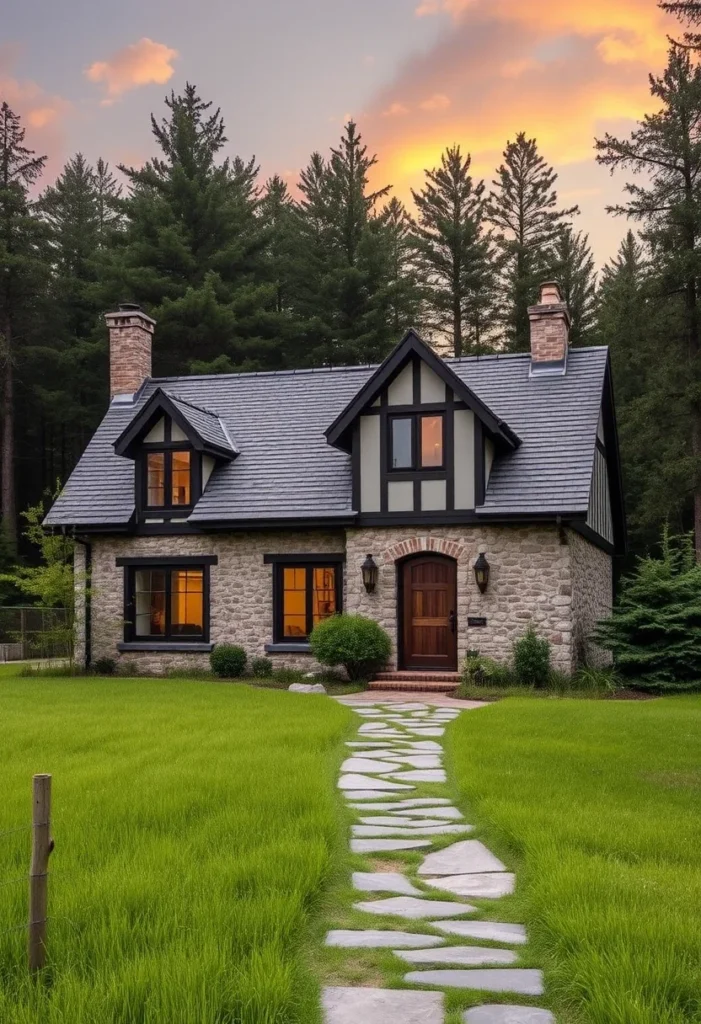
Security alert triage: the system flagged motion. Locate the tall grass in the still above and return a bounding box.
[448,697,701,1024]
[0,677,351,1023]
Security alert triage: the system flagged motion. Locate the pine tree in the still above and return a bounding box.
[549,226,597,345]
[412,145,496,356]
[660,1,701,48]
[487,133,579,350]
[112,83,274,375]
[596,47,701,559]
[93,158,122,242]
[0,102,47,548]
[379,197,425,336]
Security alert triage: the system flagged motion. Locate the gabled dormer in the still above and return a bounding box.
[325,330,519,522]
[113,388,237,523]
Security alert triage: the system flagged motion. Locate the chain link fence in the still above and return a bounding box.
[0,607,71,662]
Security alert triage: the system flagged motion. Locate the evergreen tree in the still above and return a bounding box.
[660,0,701,48]
[412,145,496,356]
[0,102,47,548]
[93,158,122,242]
[487,132,579,350]
[379,197,425,336]
[112,83,274,375]
[549,226,597,345]
[596,47,701,559]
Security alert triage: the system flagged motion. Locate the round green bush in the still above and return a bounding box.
[310,614,391,682]
[251,656,273,678]
[210,644,247,678]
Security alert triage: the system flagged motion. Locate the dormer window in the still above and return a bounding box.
[389,413,445,471]
[146,450,192,509]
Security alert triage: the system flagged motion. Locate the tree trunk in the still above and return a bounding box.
[0,314,16,549]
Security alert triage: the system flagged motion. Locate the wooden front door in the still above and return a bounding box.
[401,556,458,671]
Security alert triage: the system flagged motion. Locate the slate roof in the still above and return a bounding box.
[44,346,610,529]
[162,391,237,455]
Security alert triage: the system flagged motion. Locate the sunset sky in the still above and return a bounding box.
[3,0,678,266]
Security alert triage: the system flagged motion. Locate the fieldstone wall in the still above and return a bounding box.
[569,529,613,667]
[73,541,87,667]
[84,530,345,674]
[345,524,575,672]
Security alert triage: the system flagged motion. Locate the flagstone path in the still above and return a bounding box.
[322,699,555,1024]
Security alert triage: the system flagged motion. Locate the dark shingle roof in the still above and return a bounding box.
[44,347,609,528]
[162,391,237,455]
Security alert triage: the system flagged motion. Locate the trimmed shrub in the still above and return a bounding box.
[310,613,391,682]
[251,657,273,678]
[210,644,247,678]
[594,529,701,692]
[461,653,514,688]
[513,625,551,688]
[93,657,116,676]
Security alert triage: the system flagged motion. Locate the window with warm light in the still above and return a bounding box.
[128,565,206,641]
[389,413,444,471]
[275,562,341,641]
[144,449,192,509]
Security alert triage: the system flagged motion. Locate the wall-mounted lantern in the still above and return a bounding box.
[473,552,490,594]
[361,554,379,594]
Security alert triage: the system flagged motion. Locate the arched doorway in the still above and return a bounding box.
[398,554,457,671]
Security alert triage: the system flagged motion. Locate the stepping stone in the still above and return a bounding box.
[381,754,443,768]
[354,896,477,919]
[353,824,470,838]
[424,874,516,898]
[352,871,422,895]
[325,930,444,948]
[322,986,444,1024]
[406,728,445,737]
[344,791,405,801]
[390,704,430,710]
[404,969,544,995]
[463,1006,554,1023]
[338,774,413,791]
[344,749,408,759]
[431,921,527,945]
[387,806,464,820]
[351,838,432,853]
[395,946,518,966]
[388,769,447,783]
[349,797,452,810]
[359,816,455,827]
[358,723,391,731]
[418,841,507,876]
[341,758,396,774]
[406,741,443,751]
[354,710,387,716]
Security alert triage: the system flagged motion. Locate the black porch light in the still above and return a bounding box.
[473,552,490,594]
[361,553,379,594]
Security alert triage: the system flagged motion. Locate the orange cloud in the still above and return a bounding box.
[85,38,178,102]
[419,93,451,111]
[382,102,410,117]
[0,49,71,178]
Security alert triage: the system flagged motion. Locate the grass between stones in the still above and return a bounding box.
[0,676,353,1024]
[447,696,701,1024]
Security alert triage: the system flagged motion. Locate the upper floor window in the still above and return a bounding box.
[146,450,192,509]
[389,413,444,470]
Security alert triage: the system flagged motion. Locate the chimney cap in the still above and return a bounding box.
[537,281,564,305]
[118,301,143,312]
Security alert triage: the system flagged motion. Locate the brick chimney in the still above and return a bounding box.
[105,303,155,399]
[528,282,570,368]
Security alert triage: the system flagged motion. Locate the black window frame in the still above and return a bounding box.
[136,417,202,519]
[121,557,214,644]
[266,555,344,644]
[387,411,446,472]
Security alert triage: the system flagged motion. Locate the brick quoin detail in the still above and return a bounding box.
[381,536,466,565]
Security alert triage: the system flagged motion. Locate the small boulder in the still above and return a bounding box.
[288,682,327,694]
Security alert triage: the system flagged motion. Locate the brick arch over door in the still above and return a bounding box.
[381,536,466,566]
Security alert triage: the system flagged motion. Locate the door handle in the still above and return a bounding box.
[449,611,456,634]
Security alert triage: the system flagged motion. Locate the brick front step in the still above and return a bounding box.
[368,673,461,693]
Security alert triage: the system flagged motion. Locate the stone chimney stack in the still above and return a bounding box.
[105,303,155,399]
[528,282,570,368]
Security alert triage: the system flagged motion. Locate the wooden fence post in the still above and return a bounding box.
[28,773,52,973]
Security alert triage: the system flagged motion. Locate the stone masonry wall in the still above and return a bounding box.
[345,524,575,672]
[569,529,613,668]
[85,530,345,674]
[73,540,87,667]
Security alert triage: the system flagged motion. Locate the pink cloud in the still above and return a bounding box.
[85,38,178,102]
[419,93,451,111]
[0,49,71,179]
[382,102,410,117]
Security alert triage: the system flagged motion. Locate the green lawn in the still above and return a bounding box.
[448,697,701,1024]
[0,677,351,1024]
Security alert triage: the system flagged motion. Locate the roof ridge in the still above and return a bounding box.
[151,363,379,385]
[161,388,220,419]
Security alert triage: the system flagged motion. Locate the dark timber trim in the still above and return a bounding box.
[114,387,236,461]
[121,560,213,644]
[325,329,520,453]
[270,558,344,643]
[351,421,361,512]
[445,384,455,511]
[117,641,214,653]
[569,520,616,556]
[263,553,345,565]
